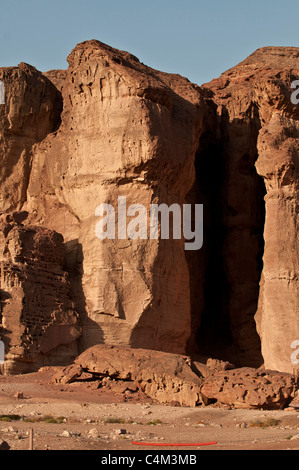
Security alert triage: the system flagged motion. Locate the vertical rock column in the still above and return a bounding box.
[256,112,299,374]
[25,41,206,354]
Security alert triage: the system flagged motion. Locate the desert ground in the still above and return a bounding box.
[0,368,298,451]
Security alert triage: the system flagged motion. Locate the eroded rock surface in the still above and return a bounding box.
[24,40,206,355]
[0,42,298,379]
[0,217,81,373]
[53,344,298,409]
[201,367,298,410]
[201,47,299,372]
[53,344,203,407]
[0,62,62,213]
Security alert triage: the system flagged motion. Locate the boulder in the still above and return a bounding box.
[54,344,203,407]
[200,368,298,409]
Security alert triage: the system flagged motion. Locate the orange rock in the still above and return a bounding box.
[201,367,298,410]
[55,344,203,407]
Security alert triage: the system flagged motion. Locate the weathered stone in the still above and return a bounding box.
[0,63,62,213]
[24,40,206,356]
[53,364,83,385]
[106,380,139,394]
[0,41,298,378]
[55,344,203,407]
[0,221,81,373]
[191,361,211,378]
[201,47,299,372]
[200,368,298,409]
[88,428,100,439]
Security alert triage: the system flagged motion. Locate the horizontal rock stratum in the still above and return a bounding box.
[0,41,298,381]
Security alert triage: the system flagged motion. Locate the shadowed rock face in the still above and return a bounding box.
[0,42,298,375]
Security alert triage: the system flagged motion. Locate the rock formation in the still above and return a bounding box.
[0,41,298,379]
[53,344,298,410]
[53,344,203,407]
[200,367,298,410]
[23,40,206,355]
[0,62,62,213]
[0,216,81,373]
[202,47,299,373]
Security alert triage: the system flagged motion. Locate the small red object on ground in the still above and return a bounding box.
[132,441,218,447]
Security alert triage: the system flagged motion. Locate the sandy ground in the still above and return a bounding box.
[0,368,298,451]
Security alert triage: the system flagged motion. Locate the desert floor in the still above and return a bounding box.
[0,368,298,451]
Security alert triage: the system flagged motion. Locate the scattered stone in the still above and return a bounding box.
[1,427,17,433]
[88,429,100,439]
[13,392,24,400]
[237,423,248,429]
[87,381,101,391]
[113,429,127,436]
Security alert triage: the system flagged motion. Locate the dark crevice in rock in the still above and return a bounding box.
[187,99,266,368]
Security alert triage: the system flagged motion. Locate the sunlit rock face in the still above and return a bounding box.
[0,42,298,375]
[24,40,206,355]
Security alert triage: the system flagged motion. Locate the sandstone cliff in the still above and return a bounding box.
[0,42,298,376]
[0,216,81,373]
[24,40,206,356]
[202,47,299,373]
[0,63,62,213]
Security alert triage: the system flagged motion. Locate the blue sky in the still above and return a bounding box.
[0,0,298,85]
